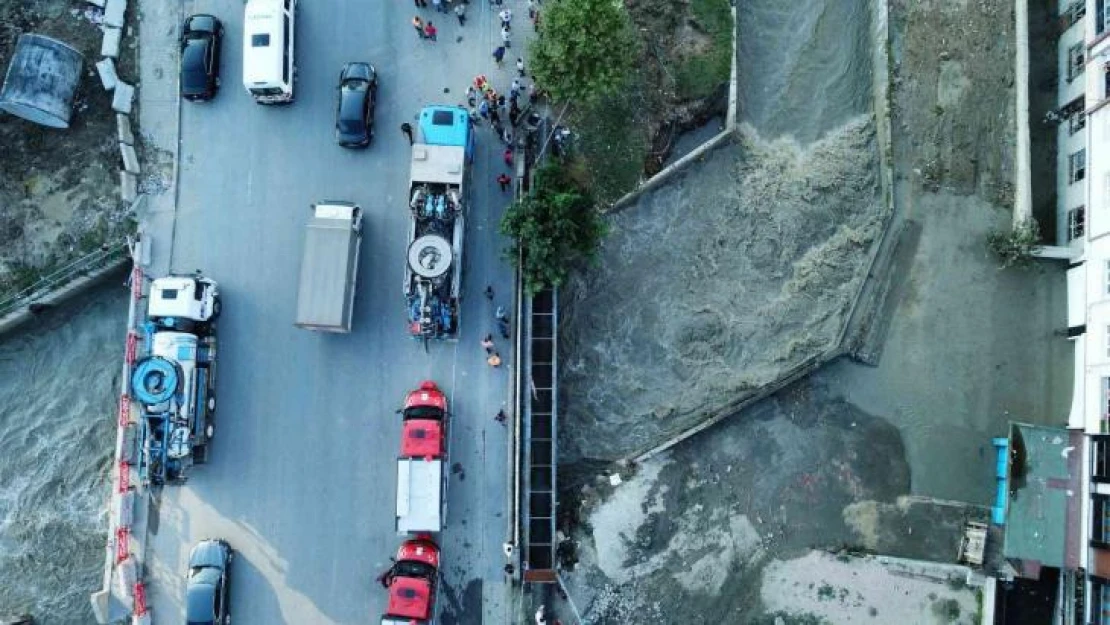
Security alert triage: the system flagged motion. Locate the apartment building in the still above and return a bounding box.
[1061,1,1110,622]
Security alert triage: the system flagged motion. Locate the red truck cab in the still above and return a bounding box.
[381,537,441,625]
[401,380,447,460]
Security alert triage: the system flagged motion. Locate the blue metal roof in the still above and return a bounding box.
[419,105,470,147]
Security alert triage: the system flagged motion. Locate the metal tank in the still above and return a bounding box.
[0,34,84,129]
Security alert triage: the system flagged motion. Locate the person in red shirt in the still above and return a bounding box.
[423,21,437,41]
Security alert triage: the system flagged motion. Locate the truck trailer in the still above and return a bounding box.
[404,105,473,342]
[133,275,220,485]
[295,201,363,333]
[395,381,449,535]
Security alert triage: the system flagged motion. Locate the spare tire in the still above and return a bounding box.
[131,357,179,405]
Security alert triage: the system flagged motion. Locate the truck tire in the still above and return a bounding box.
[206,423,215,439]
[207,395,217,413]
[211,296,222,320]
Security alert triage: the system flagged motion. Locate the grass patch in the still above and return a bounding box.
[675,0,732,100]
[568,83,652,204]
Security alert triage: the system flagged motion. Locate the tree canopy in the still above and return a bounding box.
[528,0,640,103]
[500,163,608,294]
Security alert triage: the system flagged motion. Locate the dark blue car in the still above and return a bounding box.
[185,539,232,625]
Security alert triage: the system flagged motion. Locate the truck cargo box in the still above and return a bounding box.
[396,458,444,534]
[296,202,362,332]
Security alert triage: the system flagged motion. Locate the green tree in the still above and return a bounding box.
[986,219,1042,269]
[529,0,640,103]
[500,163,608,294]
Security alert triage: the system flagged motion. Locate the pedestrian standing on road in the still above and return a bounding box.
[510,78,521,98]
[431,0,443,12]
[489,107,501,126]
[504,563,515,575]
[454,2,467,25]
[424,21,438,40]
[509,99,521,124]
[478,99,490,120]
[466,86,477,107]
[528,0,536,18]
[414,0,424,8]
[495,409,507,424]
[516,57,526,77]
[401,122,414,145]
[487,352,502,368]
[532,10,540,29]
[499,8,512,28]
[503,147,513,167]
[497,173,512,192]
[535,605,547,625]
[413,15,426,38]
[501,25,511,48]
[481,333,494,352]
[492,45,506,66]
[528,83,539,105]
[502,126,513,146]
[484,285,494,300]
[498,317,510,339]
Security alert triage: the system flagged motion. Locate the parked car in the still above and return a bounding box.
[335,62,377,147]
[180,14,223,101]
[185,539,232,625]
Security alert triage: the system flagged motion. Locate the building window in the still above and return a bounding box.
[1096,495,1110,547]
[1105,260,1110,295]
[1070,207,1087,240]
[1070,43,1086,81]
[1070,0,1088,24]
[1105,64,1110,100]
[1094,576,1110,625]
[1096,434,1110,476]
[1071,108,1087,134]
[1071,149,1087,183]
[1101,0,1110,35]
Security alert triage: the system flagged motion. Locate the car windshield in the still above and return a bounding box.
[181,41,208,90]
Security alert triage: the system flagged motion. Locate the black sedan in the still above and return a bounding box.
[180,14,223,102]
[336,62,378,148]
[185,539,232,625]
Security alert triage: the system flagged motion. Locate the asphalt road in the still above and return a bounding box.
[142,1,523,622]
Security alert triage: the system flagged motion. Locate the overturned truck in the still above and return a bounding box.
[404,105,473,343]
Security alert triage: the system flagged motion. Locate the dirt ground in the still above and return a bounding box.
[0,0,137,298]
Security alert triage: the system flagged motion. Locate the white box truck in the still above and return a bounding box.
[295,202,362,333]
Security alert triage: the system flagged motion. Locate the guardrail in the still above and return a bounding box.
[0,241,129,319]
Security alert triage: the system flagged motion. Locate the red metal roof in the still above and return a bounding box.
[401,419,444,459]
[386,576,432,620]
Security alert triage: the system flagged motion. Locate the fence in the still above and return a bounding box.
[0,240,129,320]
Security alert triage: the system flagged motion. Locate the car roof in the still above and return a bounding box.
[185,575,218,623]
[342,62,375,82]
[185,14,219,33]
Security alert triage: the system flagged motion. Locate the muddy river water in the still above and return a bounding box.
[0,278,124,623]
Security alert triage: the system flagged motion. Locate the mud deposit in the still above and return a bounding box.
[0,0,136,294]
[562,380,911,623]
[0,278,124,623]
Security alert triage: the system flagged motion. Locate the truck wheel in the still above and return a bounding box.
[208,396,217,413]
[211,296,222,320]
[206,423,215,439]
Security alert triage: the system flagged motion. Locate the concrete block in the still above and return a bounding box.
[95,58,118,90]
[103,0,126,28]
[120,171,138,202]
[101,26,122,58]
[112,81,134,114]
[116,113,134,144]
[120,143,140,175]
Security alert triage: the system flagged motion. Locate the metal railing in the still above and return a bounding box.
[0,241,129,319]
